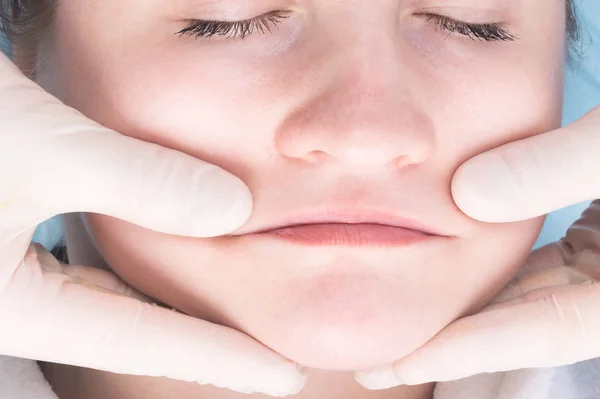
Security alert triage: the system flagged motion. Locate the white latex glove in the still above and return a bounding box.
[0,52,305,397]
[453,105,600,223]
[354,106,600,388]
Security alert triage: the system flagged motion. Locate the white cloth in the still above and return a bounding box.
[432,358,600,399]
[3,355,600,399]
[0,357,58,399]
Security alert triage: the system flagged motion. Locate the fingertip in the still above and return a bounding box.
[354,365,403,390]
[451,152,543,223]
[451,154,508,223]
[75,135,255,239]
[168,166,253,238]
[263,361,308,397]
[199,172,253,237]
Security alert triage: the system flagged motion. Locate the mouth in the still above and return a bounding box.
[235,209,448,248]
[258,223,439,248]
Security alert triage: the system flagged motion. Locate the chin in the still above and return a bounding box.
[243,309,445,371]
[282,338,421,371]
[228,272,452,371]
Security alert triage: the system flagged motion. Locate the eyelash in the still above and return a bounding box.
[176,10,291,40]
[424,14,516,42]
[175,11,516,43]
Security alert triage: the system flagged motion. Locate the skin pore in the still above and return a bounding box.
[19,0,568,398]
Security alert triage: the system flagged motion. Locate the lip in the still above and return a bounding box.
[260,223,436,247]
[233,209,448,248]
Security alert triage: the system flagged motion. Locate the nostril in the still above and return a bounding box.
[393,154,417,169]
[305,150,332,165]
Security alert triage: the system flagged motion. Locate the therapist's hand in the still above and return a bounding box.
[355,201,600,387]
[354,105,600,388]
[453,105,600,223]
[0,53,305,396]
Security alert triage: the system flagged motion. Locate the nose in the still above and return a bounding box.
[275,39,435,170]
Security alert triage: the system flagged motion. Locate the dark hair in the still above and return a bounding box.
[0,0,582,76]
[0,0,57,75]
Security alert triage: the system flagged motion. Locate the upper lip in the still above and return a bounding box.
[230,208,449,237]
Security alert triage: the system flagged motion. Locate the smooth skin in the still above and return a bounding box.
[356,106,600,388]
[0,53,306,397]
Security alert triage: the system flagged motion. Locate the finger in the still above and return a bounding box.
[0,52,252,241]
[481,281,593,313]
[564,200,600,254]
[451,106,600,223]
[0,245,306,396]
[13,130,252,238]
[33,243,153,303]
[488,266,593,305]
[355,280,600,389]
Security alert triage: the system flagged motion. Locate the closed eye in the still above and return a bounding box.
[423,14,517,42]
[176,10,291,40]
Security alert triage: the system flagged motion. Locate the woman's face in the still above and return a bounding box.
[38,0,566,371]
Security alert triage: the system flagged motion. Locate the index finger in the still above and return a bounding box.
[451,106,600,223]
[355,280,600,388]
[0,52,253,242]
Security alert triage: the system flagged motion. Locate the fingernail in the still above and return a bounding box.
[355,366,403,390]
[452,153,522,223]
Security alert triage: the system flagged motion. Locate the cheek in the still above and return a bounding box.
[42,11,288,173]
[52,47,297,181]
[82,213,226,321]
[406,27,565,167]
[443,71,561,167]
[455,217,546,316]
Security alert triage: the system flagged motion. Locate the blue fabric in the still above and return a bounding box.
[0,39,9,56]
[31,216,65,251]
[535,0,600,248]
[9,0,600,251]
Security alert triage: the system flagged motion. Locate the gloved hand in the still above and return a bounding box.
[0,52,305,397]
[354,105,600,388]
[453,105,600,223]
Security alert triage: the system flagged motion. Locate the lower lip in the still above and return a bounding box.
[256,223,433,248]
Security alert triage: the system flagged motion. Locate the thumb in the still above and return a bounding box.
[451,106,600,223]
